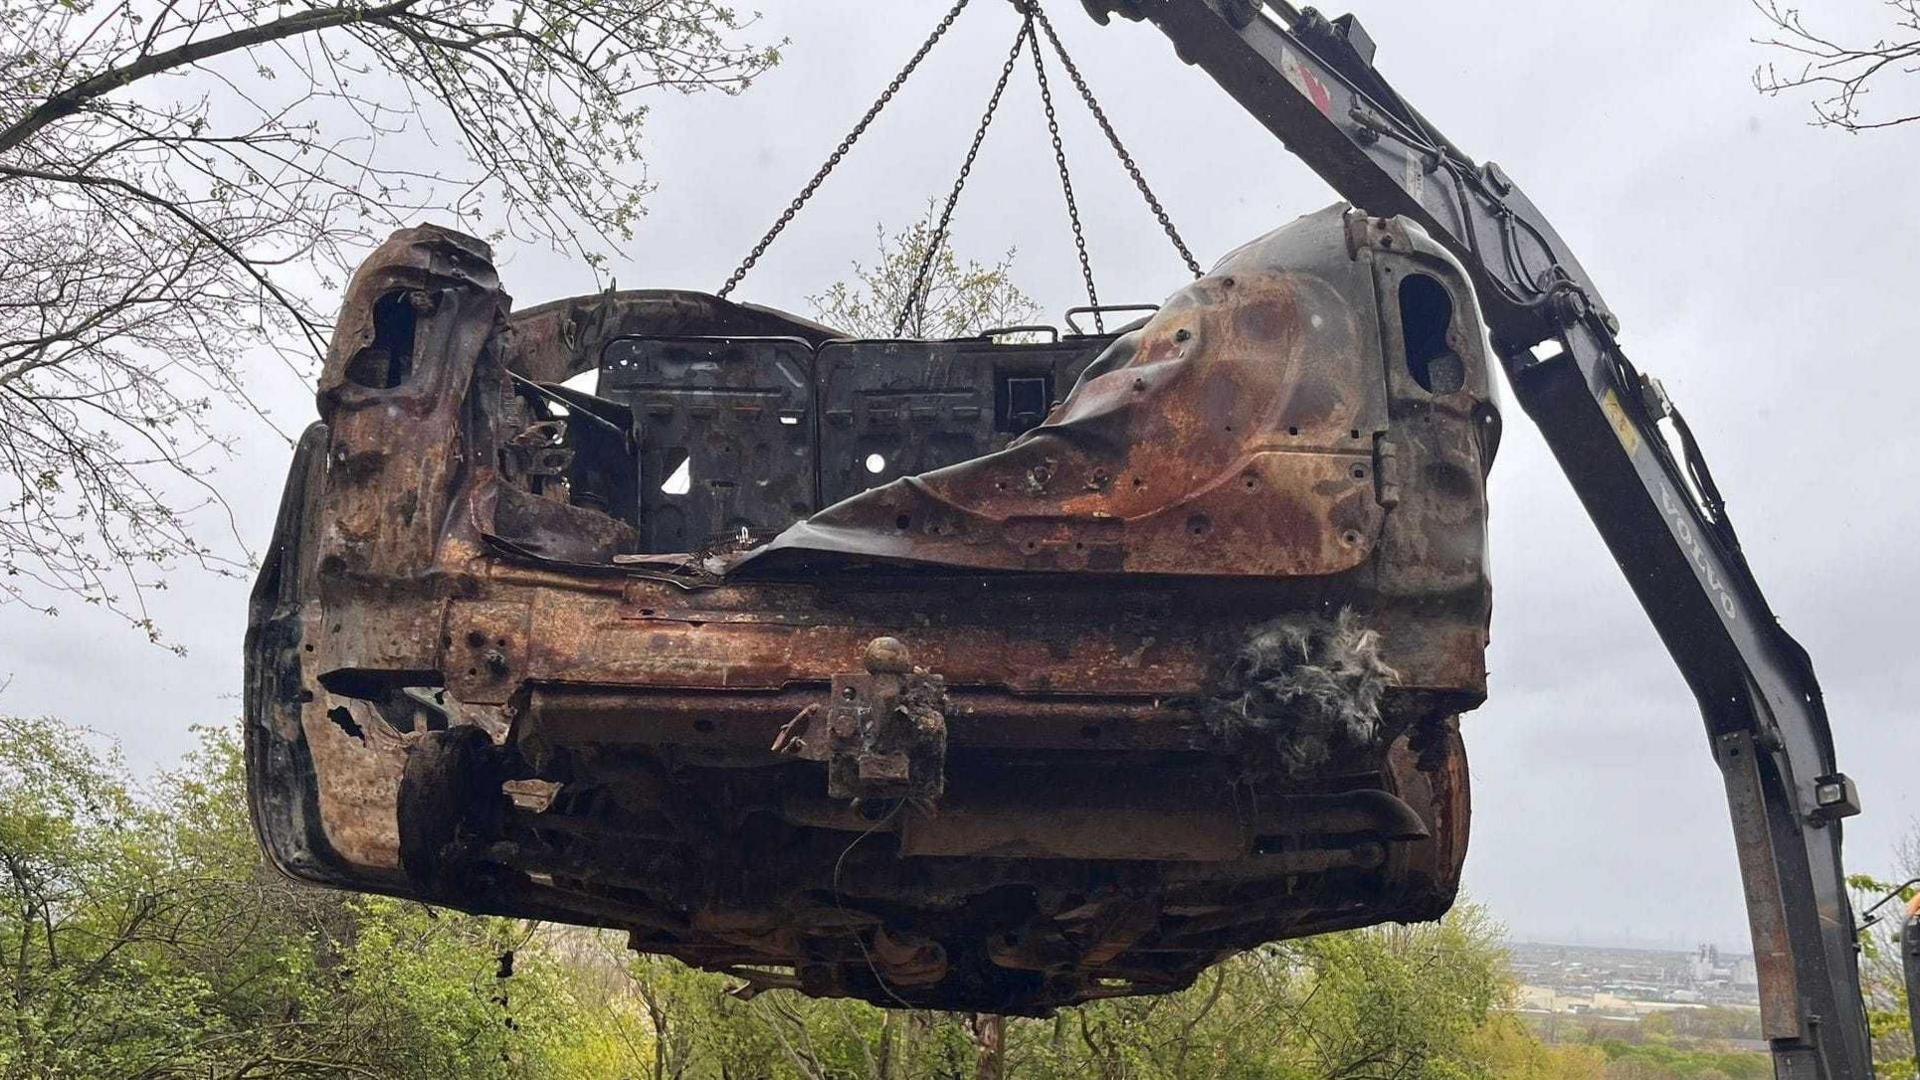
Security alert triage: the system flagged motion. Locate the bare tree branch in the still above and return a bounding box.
[1752,0,1920,131]
[0,1,422,155]
[0,0,780,642]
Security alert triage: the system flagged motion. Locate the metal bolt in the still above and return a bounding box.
[864,636,913,675]
[1350,115,1380,146]
[484,650,508,676]
[1550,291,1586,328]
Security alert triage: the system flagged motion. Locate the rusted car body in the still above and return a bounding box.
[245,204,1497,1013]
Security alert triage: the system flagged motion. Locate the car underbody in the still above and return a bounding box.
[245,203,1496,1013]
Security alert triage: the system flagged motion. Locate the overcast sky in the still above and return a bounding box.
[4,0,1918,951]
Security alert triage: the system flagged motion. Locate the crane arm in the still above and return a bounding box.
[1081,2,1870,1077]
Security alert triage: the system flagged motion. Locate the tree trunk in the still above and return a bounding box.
[971,1013,1006,1080]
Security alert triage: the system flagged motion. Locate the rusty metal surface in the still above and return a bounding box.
[244,204,1496,1013]
[739,207,1386,577]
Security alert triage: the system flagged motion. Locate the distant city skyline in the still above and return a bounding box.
[1506,928,1756,955]
[1509,940,1761,1014]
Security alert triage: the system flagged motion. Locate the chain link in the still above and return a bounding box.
[720,0,1200,331]
[1029,2,1204,279]
[1025,10,1103,332]
[896,22,1032,337]
[717,0,973,299]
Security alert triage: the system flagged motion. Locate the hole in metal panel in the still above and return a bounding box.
[995,372,1054,434]
[1399,273,1467,394]
[326,706,365,742]
[343,291,418,389]
[661,452,692,495]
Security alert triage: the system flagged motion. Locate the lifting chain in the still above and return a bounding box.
[1026,7,1104,331]
[721,0,1202,342]
[896,21,1034,337]
[1028,2,1204,280]
[717,0,973,299]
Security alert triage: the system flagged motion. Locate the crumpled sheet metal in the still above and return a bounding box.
[738,205,1387,578]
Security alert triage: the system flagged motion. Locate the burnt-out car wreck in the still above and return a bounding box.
[244,204,1497,1013]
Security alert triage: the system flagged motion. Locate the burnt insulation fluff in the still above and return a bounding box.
[1202,608,1398,776]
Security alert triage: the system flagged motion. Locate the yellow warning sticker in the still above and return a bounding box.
[1601,388,1640,457]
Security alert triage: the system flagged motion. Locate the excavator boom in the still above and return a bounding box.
[1081,2,1868,1076]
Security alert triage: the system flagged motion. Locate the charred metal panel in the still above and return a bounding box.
[503,291,842,386]
[816,335,1112,506]
[310,225,505,690]
[739,207,1392,578]
[314,226,500,589]
[600,335,818,551]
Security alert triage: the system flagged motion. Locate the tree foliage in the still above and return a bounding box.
[0,0,777,639]
[1848,868,1920,1079]
[0,715,647,1077]
[0,712,1812,1079]
[810,206,1041,340]
[560,900,1522,1080]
